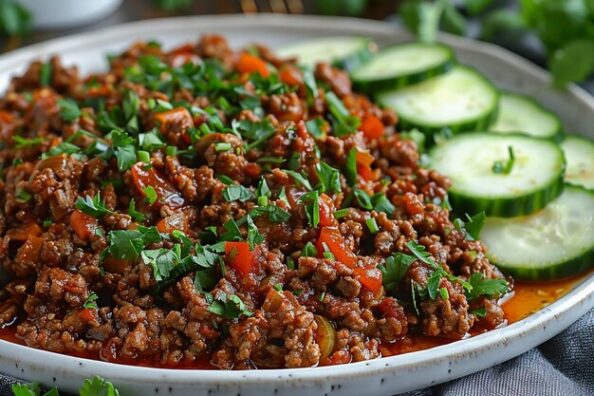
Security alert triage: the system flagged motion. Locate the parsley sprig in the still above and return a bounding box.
[75,193,112,218]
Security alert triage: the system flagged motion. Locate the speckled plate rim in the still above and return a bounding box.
[0,14,592,395]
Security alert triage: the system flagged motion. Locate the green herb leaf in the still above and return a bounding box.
[379,252,416,293]
[299,190,320,228]
[305,117,327,139]
[465,272,508,300]
[249,204,291,223]
[57,98,81,122]
[372,193,395,217]
[83,292,99,309]
[285,169,313,190]
[223,184,253,202]
[206,293,252,319]
[405,240,436,267]
[39,62,52,87]
[463,211,486,240]
[79,375,120,396]
[325,91,360,137]
[143,186,158,205]
[0,0,31,36]
[344,147,358,186]
[315,161,341,194]
[13,135,43,149]
[15,189,31,203]
[491,145,515,175]
[127,199,146,222]
[302,241,318,257]
[353,188,373,210]
[75,193,112,218]
[471,306,487,318]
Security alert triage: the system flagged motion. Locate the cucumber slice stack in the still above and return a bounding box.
[490,93,562,140]
[480,185,594,280]
[560,134,594,190]
[351,43,455,93]
[276,37,375,71]
[429,132,565,217]
[377,66,499,134]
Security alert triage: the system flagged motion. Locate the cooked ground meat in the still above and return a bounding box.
[0,35,510,369]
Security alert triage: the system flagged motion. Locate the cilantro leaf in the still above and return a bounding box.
[206,292,252,319]
[249,204,290,223]
[57,98,81,122]
[379,253,416,293]
[79,375,120,396]
[75,193,112,218]
[305,117,327,139]
[12,135,43,149]
[285,169,313,190]
[299,190,320,228]
[372,193,395,217]
[463,211,486,240]
[83,292,99,309]
[302,241,318,257]
[11,383,40,396]
[353,188,373,210]
[405,240,436,267]
[104,226,161,261]
[344,147,358,186]
[143,186,158,205]
[223,184,253,202]
[465,272,508,300]
[325,91,360,137]
[127,199,146,222]
[315,161,341,194]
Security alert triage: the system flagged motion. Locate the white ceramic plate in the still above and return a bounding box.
[0,15,592,396]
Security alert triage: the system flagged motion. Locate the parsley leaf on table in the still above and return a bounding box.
[79,375,120,396]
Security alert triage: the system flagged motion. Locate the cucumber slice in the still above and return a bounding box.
[276,37,375,71]
[377,66,498,134]
[352,43,455,93]
[490,93,562,139]
[429,133,565,217]
[560,134,594,190]
[480,185,594,280]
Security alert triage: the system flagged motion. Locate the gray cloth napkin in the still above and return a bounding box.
[0,309,592,396]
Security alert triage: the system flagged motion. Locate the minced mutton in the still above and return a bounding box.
[0,35,509,369]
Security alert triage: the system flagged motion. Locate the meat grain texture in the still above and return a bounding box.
[0,35,508,369]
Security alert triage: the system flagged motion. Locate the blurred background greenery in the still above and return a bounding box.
[0,0,593,89]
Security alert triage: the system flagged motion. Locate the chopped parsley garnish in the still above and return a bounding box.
[249,204,290,223]
[344,147,358,186]
[305,117,327,139]
[127,199,146,222]
[325,91,360,137]
[139,130,165,151]
[405,240,435,267]
[42,141,82,159]
[15,189,31,203]
[110,130,137,171]
[379,252,416,293]
[232,119,275,151]
[492,145,515,175]
[372,193,395,217]
[299,190,320,228]
[471,307,487,318]
[13,135,43,149]
[143,186,158,205]
[83,292,99,309]
[222,184,253,202]
[454,211,486,240]
[39,62,52,87]
[57,98,81,122]
[315,161,341,194]
[285,169,313,190]
[75,193,112,218]
[206,292,252,319]
[103,226,161,261]
[465,272,509,300]
[302,241,318,257]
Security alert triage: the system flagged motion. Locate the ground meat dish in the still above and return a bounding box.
[0,35,509,369]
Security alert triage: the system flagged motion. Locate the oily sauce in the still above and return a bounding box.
[0,271,591,368]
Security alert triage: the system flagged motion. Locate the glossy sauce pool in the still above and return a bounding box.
[0,272,591,368]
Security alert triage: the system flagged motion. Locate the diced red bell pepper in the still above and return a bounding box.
[316,227,357,268]
[356,150,378,181]
[70,209,98,241]
[79,308,95,321]
[279,65,303,86]
[318,193,336,227]
[131,163,184,209]
[156,209,191,234]
[360,114,384,140]
[236,53,270,77]
[353,266,383,293]
[15,235,43,263]
[225,241,255,277]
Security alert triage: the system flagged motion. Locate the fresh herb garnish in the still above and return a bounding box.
[465,272,509,300]
[353,188,373,210]
[127,199,146,222]
[58,98,81,122]
[379,252,416,293]
[302,241,318,257]
[222,184,253,203]
[12,135,43,149]
[325,91,360,137]
[344,147,358,186]
[299,190,320,228]
[492,145,515,175]
[15,189,31,203]
[103,226,161,261]
[371,193,395,217]
[285,169,313,191]
[83,292,99,309]
[455,211,486,240]
[206,293,252,319]
[366,217,379,234]
[75,193,112,218]
[315,161,341,194]
[143,186,158,205]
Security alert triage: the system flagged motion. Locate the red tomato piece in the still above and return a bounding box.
[79,308,95,321]
[156,209,191,234]
[225,241,255,277]
[355,150,378,181]
[15,235,43,263]
[237,53,270,77]
[131,163,184,209]
[360,115,384,140]
[316,227,357,268]
[353,266,383,293]
[279,65,303,86]
[318,193,336,227]
[70,209,98,241]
